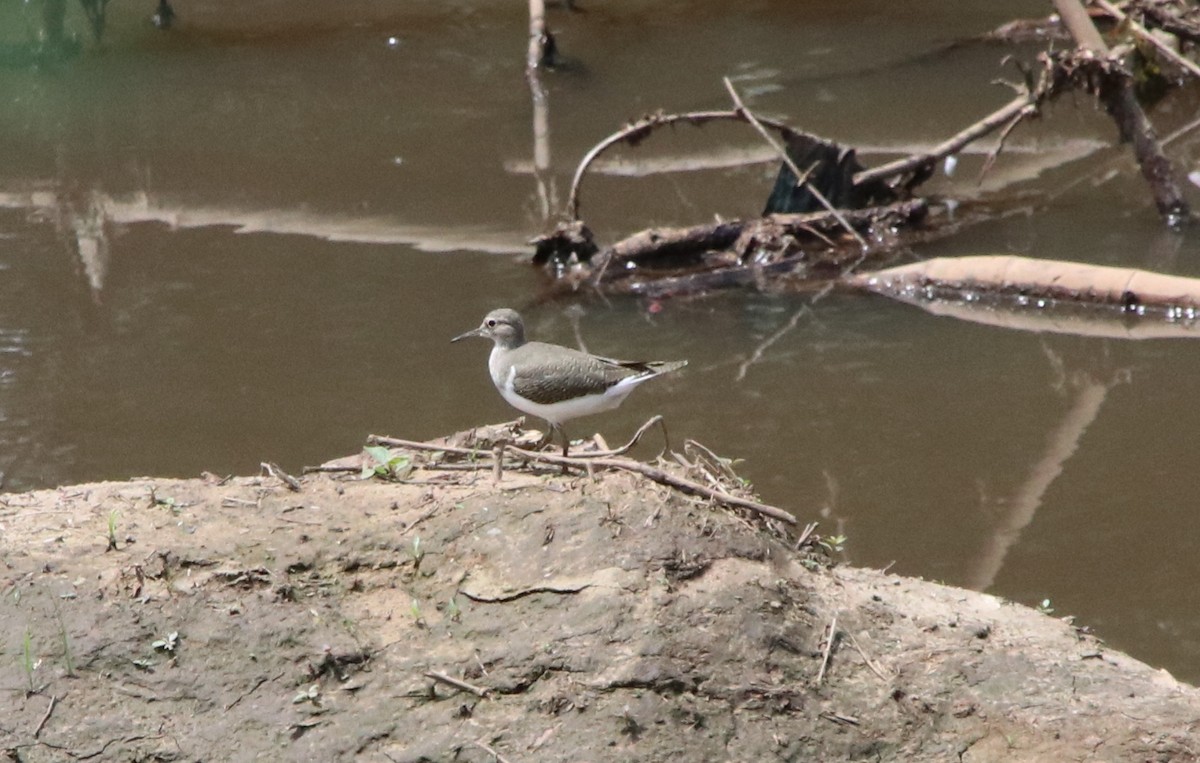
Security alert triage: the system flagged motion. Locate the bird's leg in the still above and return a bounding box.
[558,424,570,458]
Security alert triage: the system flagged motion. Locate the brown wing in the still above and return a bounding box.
[509,344,637,405]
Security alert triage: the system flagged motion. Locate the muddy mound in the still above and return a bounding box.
[1,453,1197,762]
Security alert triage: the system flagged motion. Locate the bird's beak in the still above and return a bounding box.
[451,327,483,343]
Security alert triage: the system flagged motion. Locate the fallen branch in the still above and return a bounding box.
[855,92,1040,189]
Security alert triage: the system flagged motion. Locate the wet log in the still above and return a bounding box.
[846,254,1200,327]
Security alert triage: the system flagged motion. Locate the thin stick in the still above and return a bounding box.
[683,439,740,483]
[34,694,57,738]
[1092,0,1200,79]
[368,437,493,457]
[301,464,359,475]
[506,448,796,524]
[816,614,838,685]
[424,671,490,698]
[794,521,819,550]
[566,415,668,458]
[722,77,868,250]
[371,415,663,462]
[854,92,1037,187]
[473,740,515,763]
[845,632,888,681]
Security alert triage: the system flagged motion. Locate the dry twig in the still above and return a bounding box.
[474,739,516,763]
[424,670,490,698]
[816,614,839,685]
[261,462,301,492]
[846,631,889,681]
[33,694,57,738]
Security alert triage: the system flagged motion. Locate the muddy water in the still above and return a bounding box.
[4,0,1200,681]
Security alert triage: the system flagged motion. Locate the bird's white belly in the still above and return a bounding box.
[497,381,628,425]
[490,353,636,425]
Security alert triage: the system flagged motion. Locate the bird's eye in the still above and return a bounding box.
[486,319,496,328]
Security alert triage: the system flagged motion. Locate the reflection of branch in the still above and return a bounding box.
[965,374,1114,591]
[567,109,810,220]
[735,305,809,382]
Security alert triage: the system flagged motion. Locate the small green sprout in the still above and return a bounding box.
[819,534,848,554]
[21,628,39,694]
[106,509,119,551]
[54,603,74,677]
[409,536,425,570]
[360,446,413,481]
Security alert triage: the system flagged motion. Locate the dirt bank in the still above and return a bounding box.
[1,433,1197,762]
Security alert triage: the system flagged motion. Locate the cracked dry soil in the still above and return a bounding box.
[1,452,1199,762]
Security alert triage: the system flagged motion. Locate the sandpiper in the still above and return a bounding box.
[452,308,687,456]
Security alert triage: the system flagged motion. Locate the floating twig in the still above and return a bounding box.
[854,91,1039,188]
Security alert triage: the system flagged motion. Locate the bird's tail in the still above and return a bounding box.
[647,359,688,375]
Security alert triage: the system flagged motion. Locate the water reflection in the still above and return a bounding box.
[967,357,1129,591]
